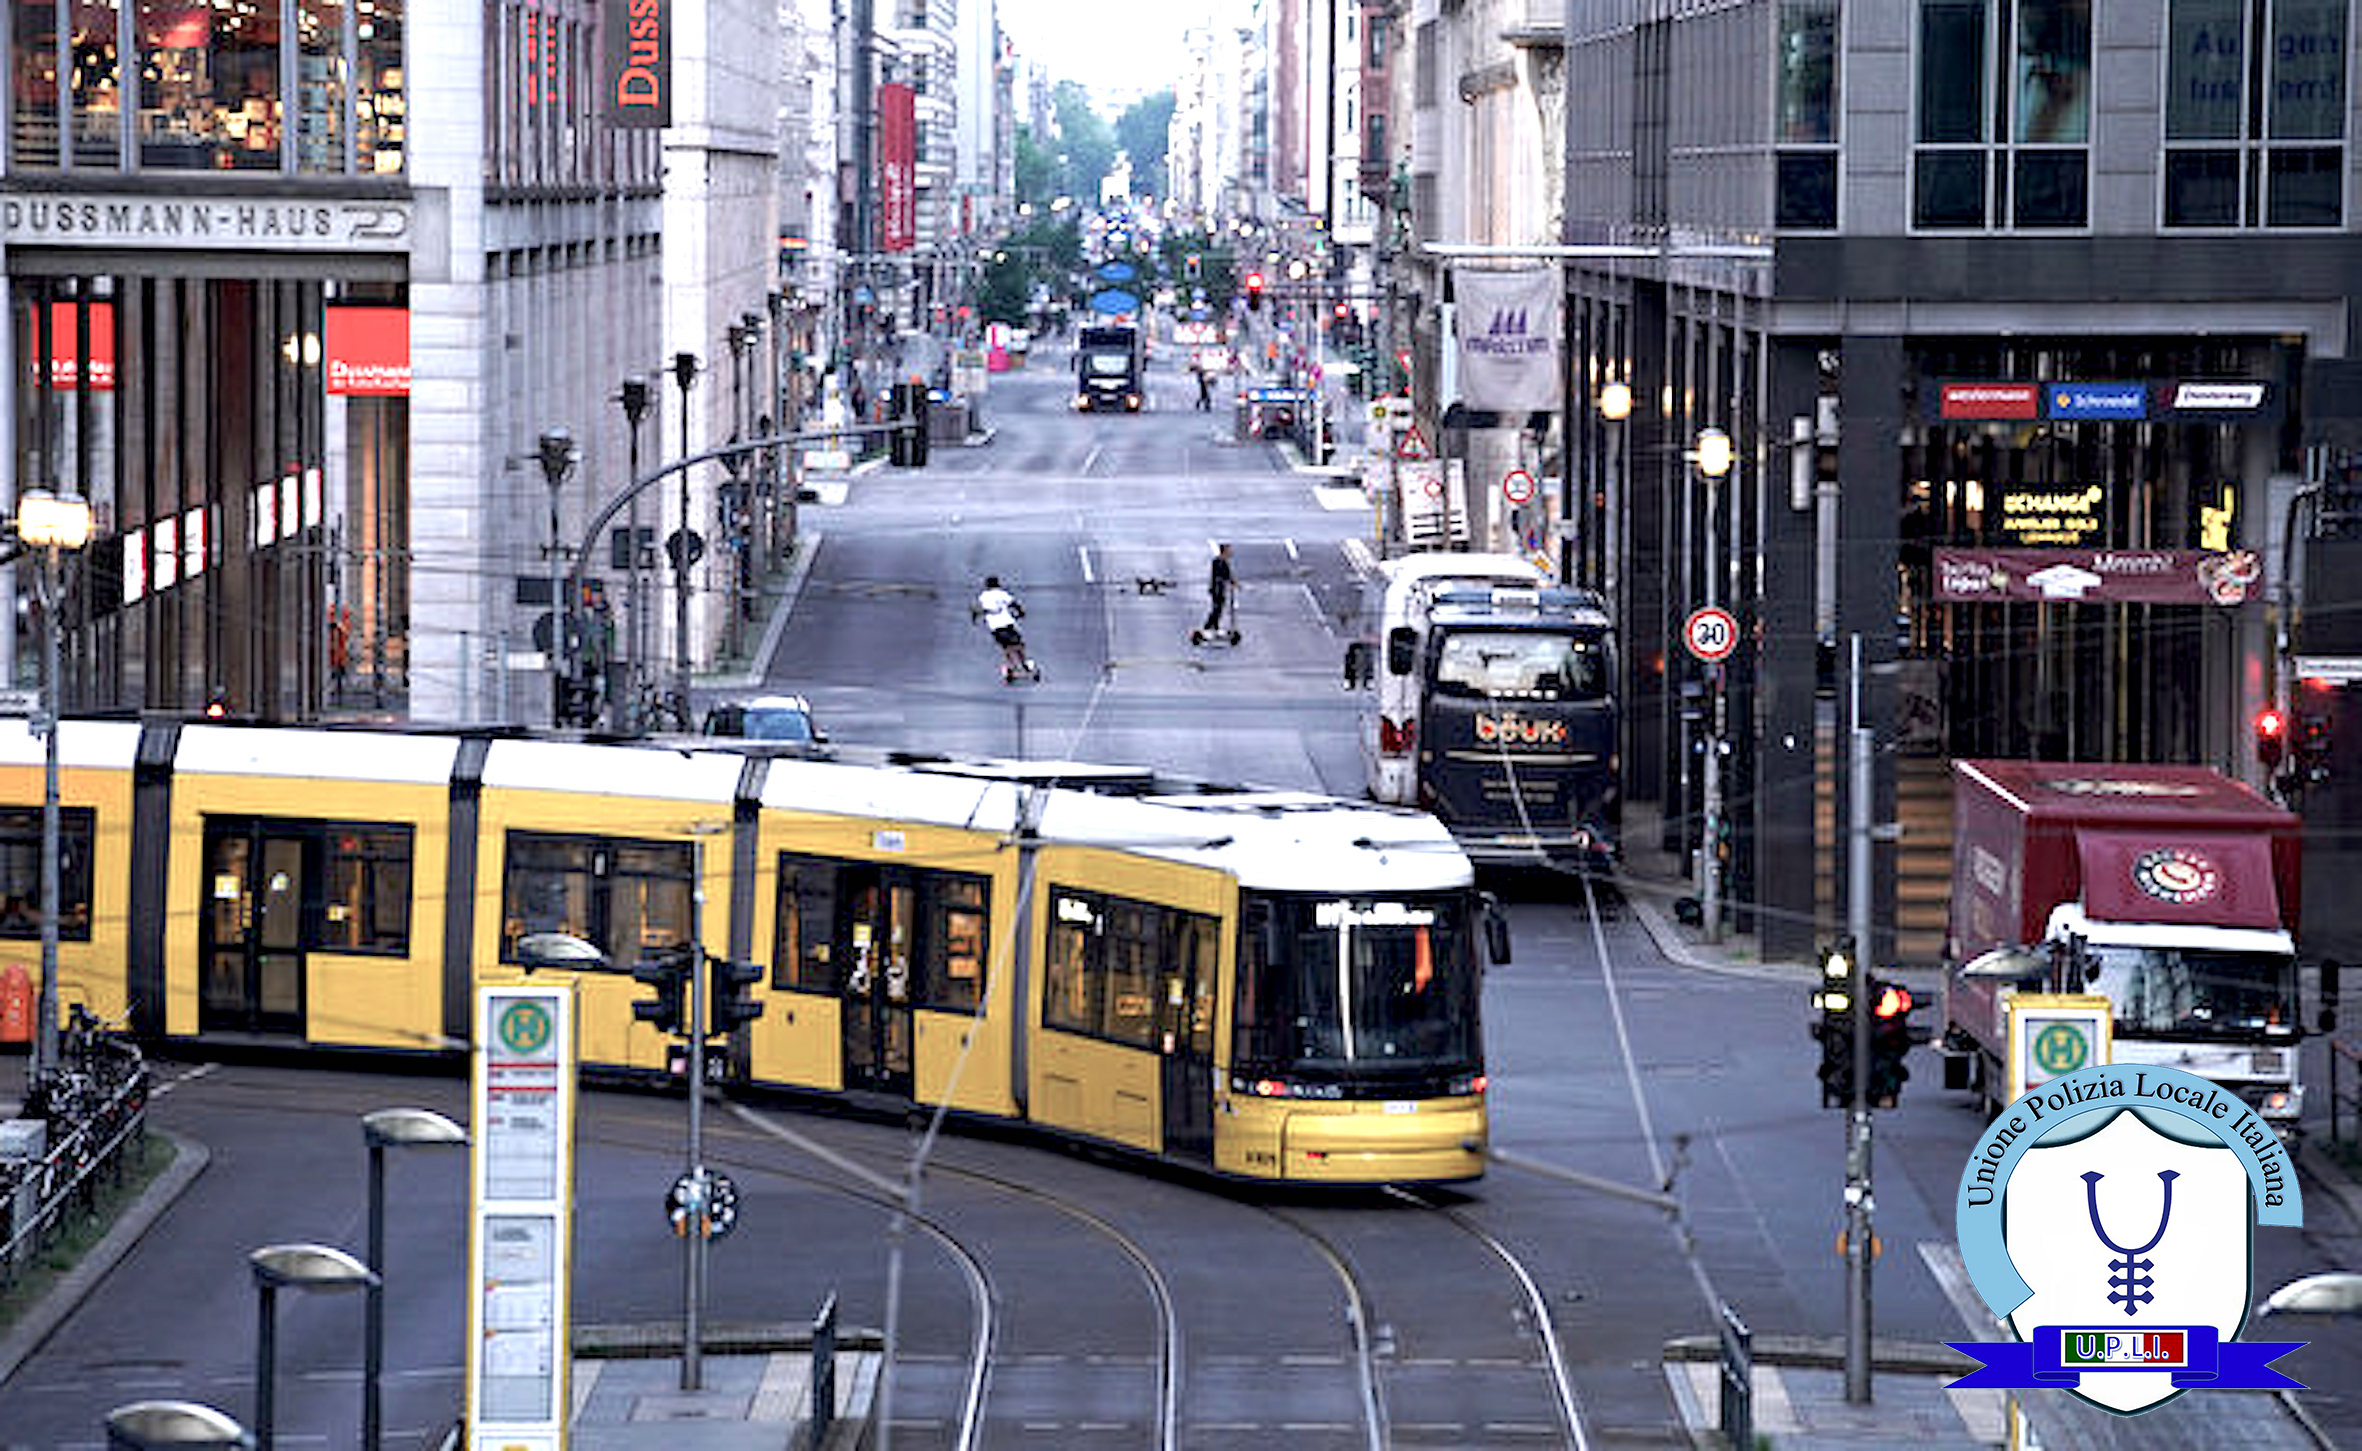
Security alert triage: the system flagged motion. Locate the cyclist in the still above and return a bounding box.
[972,575,1039,682]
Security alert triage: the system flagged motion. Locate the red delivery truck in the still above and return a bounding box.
[1939,759,2305,1138]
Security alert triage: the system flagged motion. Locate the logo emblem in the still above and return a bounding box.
[1952,1064,2304,1414]
[497,999,554,1056]
[2132,847,2221,905]
[2030,1022,2089,1076]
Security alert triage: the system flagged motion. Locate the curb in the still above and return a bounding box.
[1663,1332,1975,1376]
[700,529,826,696]
[0,1129,209,1388]
[1614,864,1812,983]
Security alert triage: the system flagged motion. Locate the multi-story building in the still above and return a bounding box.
[5,0,786,729]
[1556,1,2362,962]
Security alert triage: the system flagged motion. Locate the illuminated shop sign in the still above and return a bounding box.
[326,307,411,396]
[1935,547,2260,605]
[47,302,114,390]
[2046,382,2146,420]
[1997,484,2105,545]
[603,0,671,127]
[1940,383,2040,419]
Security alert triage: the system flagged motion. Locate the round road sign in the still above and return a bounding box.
[1683,606,1740,664]
[1501,469,1537,506]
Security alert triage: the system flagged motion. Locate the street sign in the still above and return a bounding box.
[666,1168,741,1240]
[1501,468,1537,506]
[1682,606,1740,664]
[2294,656,2362,684]
[1396,423,1433,460]
[2006,992,2112,1103]
[467,983,576,1451]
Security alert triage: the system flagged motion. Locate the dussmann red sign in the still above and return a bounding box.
[325,306,410,396]
[602,0,670,128]
[48,301,115,390]
[1940,382,2040,419]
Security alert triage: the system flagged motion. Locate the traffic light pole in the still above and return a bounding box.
[683,840,709,1391]
[1845,634,1874,1404]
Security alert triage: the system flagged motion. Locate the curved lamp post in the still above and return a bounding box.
[1689,427,1733,943]
[360,1109,467,1451]
[249,1243,375,1450]
[104,1401,253,1450]
[13,488,92,1093]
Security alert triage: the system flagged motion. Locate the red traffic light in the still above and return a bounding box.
[1245,271,1264,291]
[2256,706,2289,767]
[1873,982,1914,1019]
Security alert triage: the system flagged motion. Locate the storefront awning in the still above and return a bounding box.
[2074,829,2285,930]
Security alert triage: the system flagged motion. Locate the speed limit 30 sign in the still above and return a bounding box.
[1683,606,1739,663]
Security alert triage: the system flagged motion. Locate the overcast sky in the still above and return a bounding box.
[995,0,1229,114]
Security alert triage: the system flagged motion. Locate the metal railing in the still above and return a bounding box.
[0,1014,149,1289]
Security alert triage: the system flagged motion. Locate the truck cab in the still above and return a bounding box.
[1073,325,1143,412]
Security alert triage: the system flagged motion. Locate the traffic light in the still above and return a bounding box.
[2295,683,2335,783]
[707,956,765,1036]
[1811,938,1856,1109]
[632,949,690,1036]
[1245,271,1265,310]
[1867,978,1918,1108]
[2255,705,2289,770]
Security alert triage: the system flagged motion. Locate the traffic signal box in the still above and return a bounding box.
[1811,939,1855,1109]
[1867,979,1917,1109]
[708,957,765,1035]
[2255,706,2289,770]
[632,951,689,1036]
[1245,272,1265,310]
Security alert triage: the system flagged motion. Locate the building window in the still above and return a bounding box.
[71,0,119,166]
[1775,0,1840,229]
[1914,0,2092,229]
[2165,0,2347,227]
[0,806,96,941]
[138,0,285,169]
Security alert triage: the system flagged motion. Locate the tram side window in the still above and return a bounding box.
[1232,898,1289,1065]
[772,853,839,992]
[1103,902,1158,1048]
[500,830,692,967]
[1171,911,1217,1055]
[923,873,989,1012]
[1046,892,1102,1034]
[320,825,412,954]
[0,806,95,940]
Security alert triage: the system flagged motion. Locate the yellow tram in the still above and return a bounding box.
[1,720,1500,1185]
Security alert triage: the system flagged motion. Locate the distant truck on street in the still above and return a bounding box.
[1938,759,2310,1140]
[1073,324,1143,412]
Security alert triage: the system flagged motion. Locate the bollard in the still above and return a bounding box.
[809,1291,837,1449]
[1718,1300,1753,1451]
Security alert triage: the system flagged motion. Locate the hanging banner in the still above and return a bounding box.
[879,82,916,253]
[47,301,115,390]
[1453,267,1559,413]
[1934,547,2262,605]
[602,0,670,128]
[325,306,410,396]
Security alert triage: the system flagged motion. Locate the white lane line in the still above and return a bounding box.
[1078,544,1095,584]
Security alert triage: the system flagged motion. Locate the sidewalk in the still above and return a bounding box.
[1611,799,2355,1449]
[569,1323,879,1451]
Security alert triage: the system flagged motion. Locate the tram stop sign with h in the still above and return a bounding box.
[1683,607,1739,664]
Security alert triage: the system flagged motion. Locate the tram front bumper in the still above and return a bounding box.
[1254,1095,1489,1184]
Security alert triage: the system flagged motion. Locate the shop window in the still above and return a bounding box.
[1775,0,1839,229]
[355,0,401,173]
[0,806,96,941]
[70,0,119,165]
[1914,0,2091,229]
[2165,0,2346,227]
[296,0,345,171]
[14,0,60,165]
[138,0,285,169]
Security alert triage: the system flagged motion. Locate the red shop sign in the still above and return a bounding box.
[325,306,410,396]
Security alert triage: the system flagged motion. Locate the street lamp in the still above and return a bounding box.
[671,352,701,727]
[537,429,577,728]
[617,377,654,730]
[12,488,92,1097]
[104,1401,254,1450]
[1594,380,1633,595]
[1691,427,1733,943]
[248,1243,375,1450]
[359,1108,467,1451]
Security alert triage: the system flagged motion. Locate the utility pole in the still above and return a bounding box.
[1845,631,1875,1403]
[671,352,700,723]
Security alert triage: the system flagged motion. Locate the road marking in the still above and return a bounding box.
[1077,544,1095,584]
[1285,537,1300,562]
[1081,445,1103,475]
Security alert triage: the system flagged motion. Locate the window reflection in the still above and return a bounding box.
[71,0,118,164]
[296,0,343,170]
[356,0,401,173]
[15,0,61,166]
[139,0,283,169]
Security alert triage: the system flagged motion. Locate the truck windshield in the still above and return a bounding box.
[2089,945,2297,1037]
[1085,354,1132,377]
[1433,631,1607,701]
[1233,892,1482,1089]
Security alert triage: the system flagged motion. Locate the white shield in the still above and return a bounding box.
[2002,1106,2250,1414]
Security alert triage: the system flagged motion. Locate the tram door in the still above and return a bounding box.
[839,867,915,1097]
[1159,914,1217,1161]
[200,821,308,1036]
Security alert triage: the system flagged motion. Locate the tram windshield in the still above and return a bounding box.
[1233,891,1482,1090]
